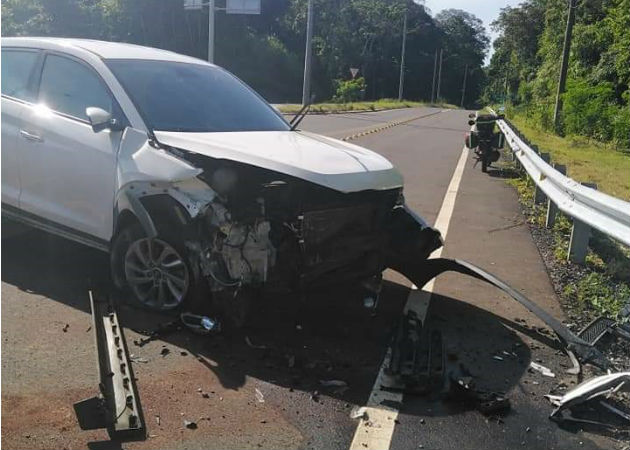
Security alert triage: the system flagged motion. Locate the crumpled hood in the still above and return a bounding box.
[153,130,403,193]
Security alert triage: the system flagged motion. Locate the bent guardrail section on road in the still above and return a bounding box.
[491,112,630,262]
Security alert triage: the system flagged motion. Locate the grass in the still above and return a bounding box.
[275,99,457,114]
[507,112,630,201]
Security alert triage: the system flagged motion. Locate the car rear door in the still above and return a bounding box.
[1,48,41,208]
[18,52,125,241]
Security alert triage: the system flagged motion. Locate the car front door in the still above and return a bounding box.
[18,52,125,241]
[1,48,41,208]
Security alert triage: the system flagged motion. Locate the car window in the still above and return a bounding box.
[1,50,39,101]
[39,54,112,121]
[106,59,289,133]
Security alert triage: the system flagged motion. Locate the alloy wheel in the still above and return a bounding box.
[124,237,189,310]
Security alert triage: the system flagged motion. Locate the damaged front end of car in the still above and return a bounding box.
[114,127,442,325]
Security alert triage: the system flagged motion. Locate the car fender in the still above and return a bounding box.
[113,127,216,239]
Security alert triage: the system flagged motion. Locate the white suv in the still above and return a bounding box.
[1,38,440,321]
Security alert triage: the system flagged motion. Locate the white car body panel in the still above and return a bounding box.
[154,130,404,193]
[117,127,202,189]
[1,98,25,207]
[18,105,120,240]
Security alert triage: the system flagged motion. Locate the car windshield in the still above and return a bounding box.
[106,59,289,133]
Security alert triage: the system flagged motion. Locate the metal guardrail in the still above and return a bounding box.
[491,113,630,261]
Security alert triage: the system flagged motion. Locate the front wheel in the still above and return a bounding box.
[111,223,201,311]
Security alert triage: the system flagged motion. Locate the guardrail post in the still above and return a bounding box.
[534,153,551,204]
[568,182,597,264]
[545,164,566,228]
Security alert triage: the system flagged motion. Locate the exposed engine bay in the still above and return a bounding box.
[114,127,439,325]
[175,149,431,299]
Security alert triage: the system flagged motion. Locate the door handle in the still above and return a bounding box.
[19,129,43,142]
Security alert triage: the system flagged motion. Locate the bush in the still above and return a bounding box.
[609,104,630,149]
[332,77,366,103]
[562,80,616,140]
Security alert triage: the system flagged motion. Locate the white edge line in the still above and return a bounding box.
[349,146,469,450]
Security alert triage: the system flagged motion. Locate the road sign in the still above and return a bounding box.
[183,0,203,10]
[226,0,261,14]
[350,67,359,79]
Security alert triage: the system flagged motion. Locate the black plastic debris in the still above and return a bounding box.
[579,316,630,345]
[448,372,511,416]
[382,311,445,394]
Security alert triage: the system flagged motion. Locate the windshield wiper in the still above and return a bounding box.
[289,97,314,131]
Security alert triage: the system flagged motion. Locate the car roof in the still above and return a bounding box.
[1,37,210,65]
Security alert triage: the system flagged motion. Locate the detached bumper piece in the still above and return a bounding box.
[382,310,445,394]
[386,256,610,370]
[74,291,144,439]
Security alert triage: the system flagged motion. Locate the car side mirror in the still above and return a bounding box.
[468,120,476,126]
[86,107,122,132]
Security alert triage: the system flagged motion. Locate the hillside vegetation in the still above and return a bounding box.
[484,0,629,151]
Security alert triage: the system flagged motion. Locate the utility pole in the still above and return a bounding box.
[207,0,215,63]
[553,0,577,131]
[460,64,468,108]
[301,0,314,105]
[430,48,438,104]
[436,48,443,102]
[397,9,407,102]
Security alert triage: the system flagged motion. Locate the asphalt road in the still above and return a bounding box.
[1,108,623,450]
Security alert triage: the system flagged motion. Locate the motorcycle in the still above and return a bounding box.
[465,112,505,173]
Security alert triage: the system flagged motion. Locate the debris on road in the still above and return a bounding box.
[529,361,555,378]
[62,323,69,332]
[599,400,630,422]
[184,420,197,430]
[389,257,610,370]
[245,335,268,349]
[382,311,445,394]
[319,380,347,388]
[546,371,630,423]
[180,312,219,335]
[447,369,511,416]
[493,355,504,361]
[160,347,170,357]
[129,355,149,364]
[350,406,369,420]
[578,314,630,346]
[74,292,144,438]
[255,388,265,403]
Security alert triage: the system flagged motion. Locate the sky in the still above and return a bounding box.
[422,0,522,64]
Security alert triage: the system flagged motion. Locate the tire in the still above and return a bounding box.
[111,222,207,312]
